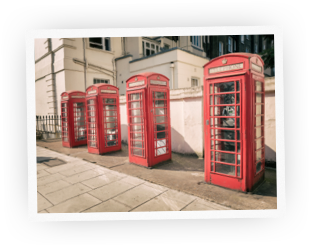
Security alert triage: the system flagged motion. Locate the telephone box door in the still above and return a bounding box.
[100,94,120,151]
[149,87,171,165]
[205,76,245,190]
[127,89,148,166]
[86,97,99,153]
[72,99,87,144]
[61,102,70,144]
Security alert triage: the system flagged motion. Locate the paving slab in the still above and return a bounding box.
[38,210,48,213]
[59,163,96,177]
[37,169,51,178]
[37,193,53,212]
[64,169,104,184]
[37,163,50,171]
[44,159,87,174]
[160,189,197,205]
[119,176,146,186]
[81,173,125,189]
[113,184,165,209]
[44,183,92,205]
[46,193,101,213]
[37,173,66,186]
[131,194,189,212]
[88,181,136,202]
[38,179,71,195]
[83,199,131,213]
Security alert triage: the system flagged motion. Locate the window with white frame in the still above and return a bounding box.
[262,38,266,50]
[89,38,110,51]
[219,41,224,56]
[191,78,199,87]
[94,78,109,84]
[142,41,159,56]
[228,37,233,52]
[241,35,244,44]
[192,36,202,49]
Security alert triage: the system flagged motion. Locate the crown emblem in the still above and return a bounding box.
[222,59,227,64]
[157,76,160,79]
[135,77,138,81]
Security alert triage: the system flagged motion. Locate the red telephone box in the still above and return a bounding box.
[126,72,171,168]
[203,53,265,192]
[60,91,87,148]
[85,84,121,154]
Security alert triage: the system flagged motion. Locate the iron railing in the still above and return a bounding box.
[36,115,62,139]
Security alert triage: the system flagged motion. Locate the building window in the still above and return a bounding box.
[219,41,224,56]
[263,38,266,50]
[234,39,237,51]
[94,78,109,84]
[191,78,199,87]
[241,35,244,44]
[246,47,249,53]
[192,36,202,49]
[143,41,159,56]
[255,43,258,53]
[228,37,233,52]
[246,35,249,40]
[89,37,110,51]
[163,44,170,50]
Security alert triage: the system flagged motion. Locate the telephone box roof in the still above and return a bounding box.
[61,90,85,96]
[203,53,264,68]
[126,72,169,82]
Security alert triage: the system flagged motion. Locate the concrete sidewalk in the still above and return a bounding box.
[37,146,231,213]
[37,139,277,212]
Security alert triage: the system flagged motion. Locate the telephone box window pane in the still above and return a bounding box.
[256,105,263,115]
[210,129,214,139]
[255,81,262,91]
[236,93,240,103]
[214,94,235,105]
[210,84,213,94]
[213,118,235,128]
[255,116,263,126]
[155,139,166,148]
[255,139,262,150]
[215,163,235,176]
[156,131,166,139]
[256,149,262,161]
[215,140,235,152]
[155,108,165,116]
[156,147,166,156]
[131,125,143,132]
[211,151,214,160]
[211,163,214,171]
[131,109,141,116]
[105,111,116,116]
[236,106,240,116]
[210,96,213,105]
[214,106,235,116]
[156,116,166,123]
[236,118,240,128]
[131,117,143,124]
[236,131,240,140]
[133,148,143,156]
[236,81,240,91]
[237,166,240,176]
[256,93,263,103]
[154,100,165,107]
[62,103,67,107]
[255,127,262,138]
[133,133,144,140]
[211,140,214,149]
[237,154,241,165]
[155,92,165,99]
[237,142,241,153]
[215,152,235,164]
[210,107,213,116]
[218,130,235,140]
[256,161,262,173]
[214,81,235,93]
[130,93,141,101]
[156,124,166,132]
[130,101,140,109]
[106,117,117,123]
[105,122,117,129]
[133,141,143,148]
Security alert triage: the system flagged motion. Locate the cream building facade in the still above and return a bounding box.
[35,36,209,116]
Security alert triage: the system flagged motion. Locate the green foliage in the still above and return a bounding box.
[259,35,274,69]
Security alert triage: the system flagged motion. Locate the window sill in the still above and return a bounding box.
[87,46,114,55]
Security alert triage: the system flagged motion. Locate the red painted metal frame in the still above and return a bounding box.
[85,84,121,155]
[203,53,265,192]
[60,91,87,148]
[126,72,172,168]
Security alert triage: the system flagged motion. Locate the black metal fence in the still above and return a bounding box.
[36,115,62,139]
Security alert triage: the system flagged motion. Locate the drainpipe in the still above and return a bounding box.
[170,62,175,90]
[82,38,87,90]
